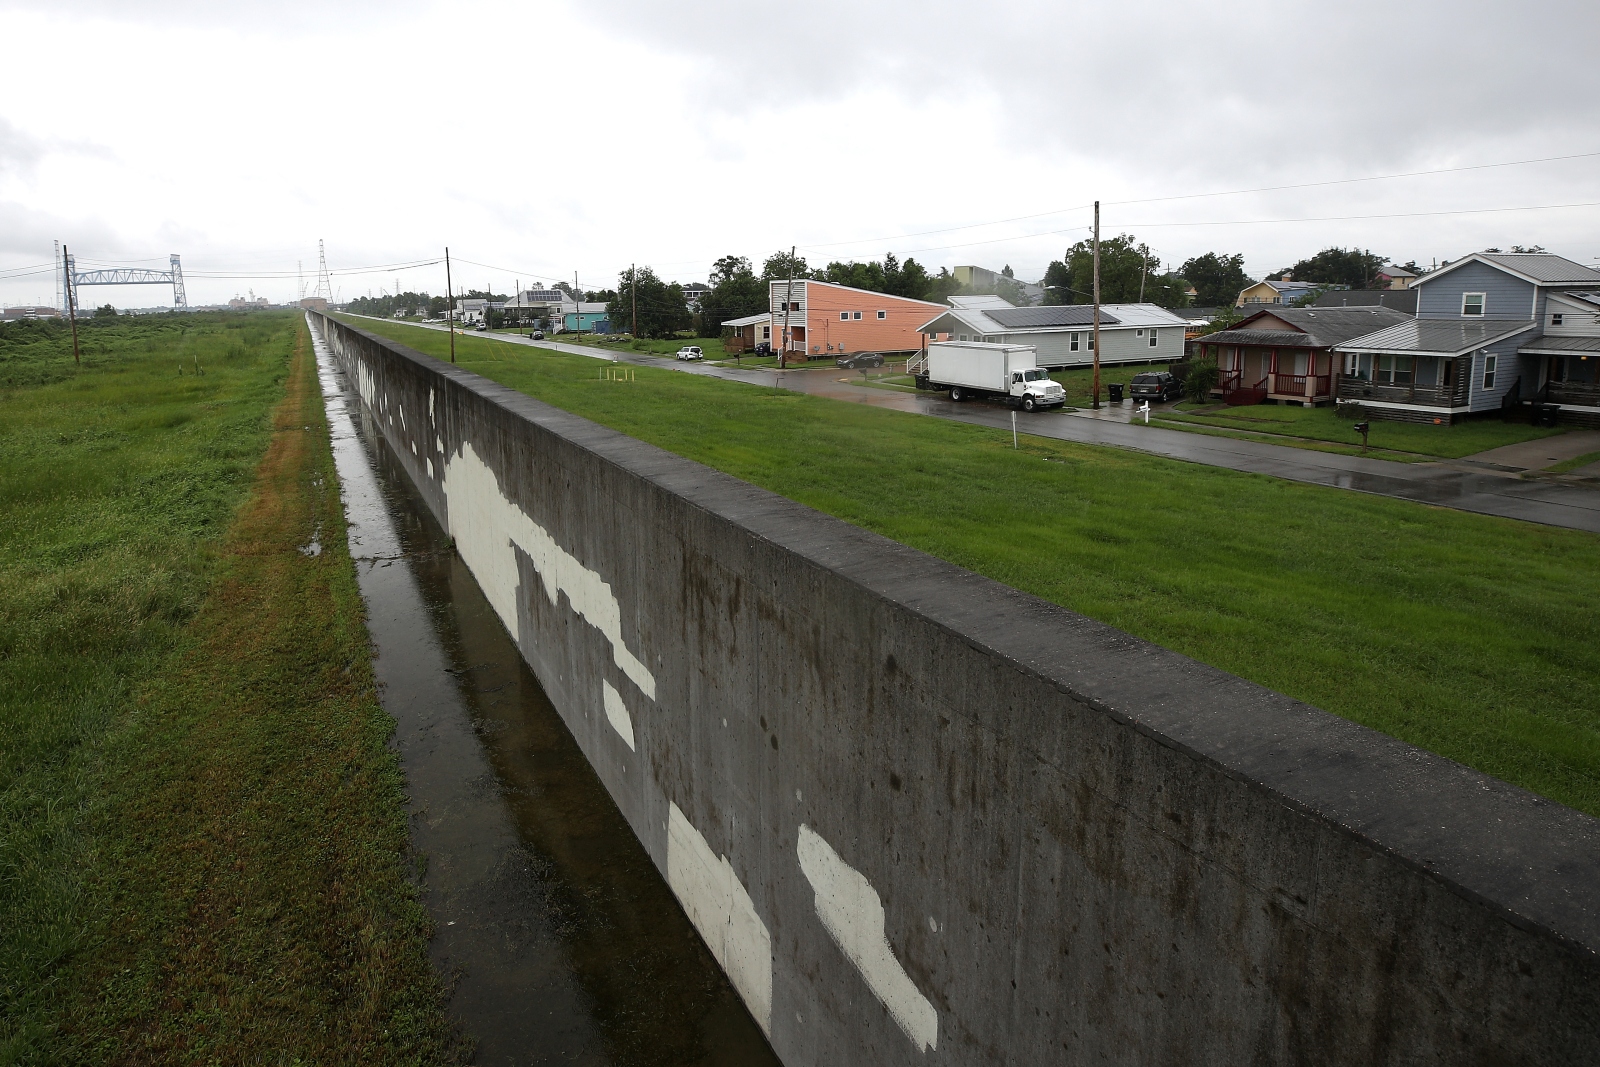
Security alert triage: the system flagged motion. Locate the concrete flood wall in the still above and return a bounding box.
[314,313,1600,1065]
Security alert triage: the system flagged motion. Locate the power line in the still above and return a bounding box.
[797,148,1600,252]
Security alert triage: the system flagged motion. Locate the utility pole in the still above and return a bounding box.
[1139,244,1149,303]
[445,246,456,364]
[779,245,797,370]
[63,243,80,365]
[630,263,638,338]
[1092,202,1102,410]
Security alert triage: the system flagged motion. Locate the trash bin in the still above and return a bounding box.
[1534,404,1560,428]
[1108,383,1125,404]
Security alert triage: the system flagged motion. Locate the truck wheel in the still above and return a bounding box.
[1022,396,1037,412]
[950,387,963,401]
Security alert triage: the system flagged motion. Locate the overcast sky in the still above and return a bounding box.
[2,0,1598,308]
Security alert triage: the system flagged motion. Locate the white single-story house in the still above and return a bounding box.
[916,295,1188,368]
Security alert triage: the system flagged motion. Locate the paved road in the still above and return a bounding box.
[355,318,1600,534]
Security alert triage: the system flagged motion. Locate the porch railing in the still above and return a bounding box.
[1270,374,1332,397]
[1547,381,1600,406]
[1337,379,1464,406]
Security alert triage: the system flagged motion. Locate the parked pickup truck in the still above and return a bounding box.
[912,341,1066,411]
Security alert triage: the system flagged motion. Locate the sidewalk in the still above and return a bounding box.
[346,318,1600,534]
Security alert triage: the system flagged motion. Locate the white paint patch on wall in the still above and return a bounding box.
[797,824,938,1053]
[668,802,773,1036]
[442,440,657,700]
[603,680,636,751]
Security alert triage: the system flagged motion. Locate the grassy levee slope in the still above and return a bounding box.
[342,318,1600,819]
[0,313,463,1064]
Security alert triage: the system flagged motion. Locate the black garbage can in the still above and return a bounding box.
[1108,382,1125,403]
[1534,404,1560,428]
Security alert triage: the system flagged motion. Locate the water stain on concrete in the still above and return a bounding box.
[313,327,779,1067]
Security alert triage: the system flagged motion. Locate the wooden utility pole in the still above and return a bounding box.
[445,246,456,364]
[630,262,638,338]
[63,243,80,365]
[1092,202,1102,409]
[779,245,797,370]
[1139,244,1149,303]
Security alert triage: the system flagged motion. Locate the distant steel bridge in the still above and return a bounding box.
[62,251,187,310]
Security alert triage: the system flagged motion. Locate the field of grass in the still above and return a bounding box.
[1155,400,1567,459]
[339,316,1600,820]
[1047,360,1174,407]
[0,313,463,1063]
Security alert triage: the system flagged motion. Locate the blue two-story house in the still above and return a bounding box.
[1332,252,1600,425]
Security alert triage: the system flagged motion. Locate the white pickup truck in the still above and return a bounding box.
[912,341,1066,411]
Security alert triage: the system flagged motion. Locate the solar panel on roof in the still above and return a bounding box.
[986,306,1121,329]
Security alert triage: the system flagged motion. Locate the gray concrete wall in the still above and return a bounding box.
[314,312,1600,1066]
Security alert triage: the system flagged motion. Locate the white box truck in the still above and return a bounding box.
[911,341,1066,411]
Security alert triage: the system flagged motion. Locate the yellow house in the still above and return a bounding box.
[1236,278,1323,306]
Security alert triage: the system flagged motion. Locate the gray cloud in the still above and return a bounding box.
[573,0,1600,183]
[0,118,43,178]
[0,0,428,32]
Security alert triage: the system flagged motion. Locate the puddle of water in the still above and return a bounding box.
[310,322,780,1067]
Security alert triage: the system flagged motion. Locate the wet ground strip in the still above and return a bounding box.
[311,320,779,1067]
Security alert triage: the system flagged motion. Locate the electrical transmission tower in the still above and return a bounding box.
[312,240,334,303]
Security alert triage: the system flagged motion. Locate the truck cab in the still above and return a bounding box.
[1010,368,1065,411]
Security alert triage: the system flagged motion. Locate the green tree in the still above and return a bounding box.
[1178,252,1252,307]
[1044,235,1190,308]
[1289,247,1387,289]
[93,304,117,318]
[762,250,811,283]
[700,256,768,337]
[609,266,691,339]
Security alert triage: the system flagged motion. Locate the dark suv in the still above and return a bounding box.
[836,351,885,370]
[1128,371,1180,403]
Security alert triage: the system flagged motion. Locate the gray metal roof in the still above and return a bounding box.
[986,305,1122,328]
[1196,329,1322,348]
[721,312,770,327]
[1477,253,1600,284]
[1311,289,1418,314]
[1554,290,1600,310]
[1202,306,1412,349]
[1335,318,1536,355]
[1518,334,1600,355]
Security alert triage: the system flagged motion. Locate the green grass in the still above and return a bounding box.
[1547,450,1600,475]
[339,316,1600,819]
[1,313,462,1063]
[1156,401,1567,458]
[1048,361,1174,407]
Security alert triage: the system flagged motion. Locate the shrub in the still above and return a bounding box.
[1184,359,1220,402]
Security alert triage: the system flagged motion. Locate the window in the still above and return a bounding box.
[1136,329,1145,337]
[1552,313,1565,326]
[1148,329,1159,348]
[1088,334,1095,352]
[761,325,770,340]
[1462,293,1485,316]
[876,310,887,319]
[1069,332,1080,352]
[852,311,862,320]
[1483,353,1497,390]
[1376,355,1413,385]
[789,301,800,312]
[840,311,849,321]
[959,334,969,341]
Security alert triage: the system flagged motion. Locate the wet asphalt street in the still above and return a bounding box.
[358,318,1600,534]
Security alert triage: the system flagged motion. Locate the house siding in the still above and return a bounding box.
[1467,333,1530,412]
[1030,326,1184,368]
[793,281,945,357]
[1417,262,1536,320]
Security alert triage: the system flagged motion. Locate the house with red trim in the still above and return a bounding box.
[767,280,947,361]
[1193,306,1411,406]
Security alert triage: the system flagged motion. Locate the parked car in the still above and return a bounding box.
[531,331,545,340]
[754,341,772,357]
[836,351,885,370]
[675,346,704,361]
[474,322,487,331]
[1128,371,1180,402]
